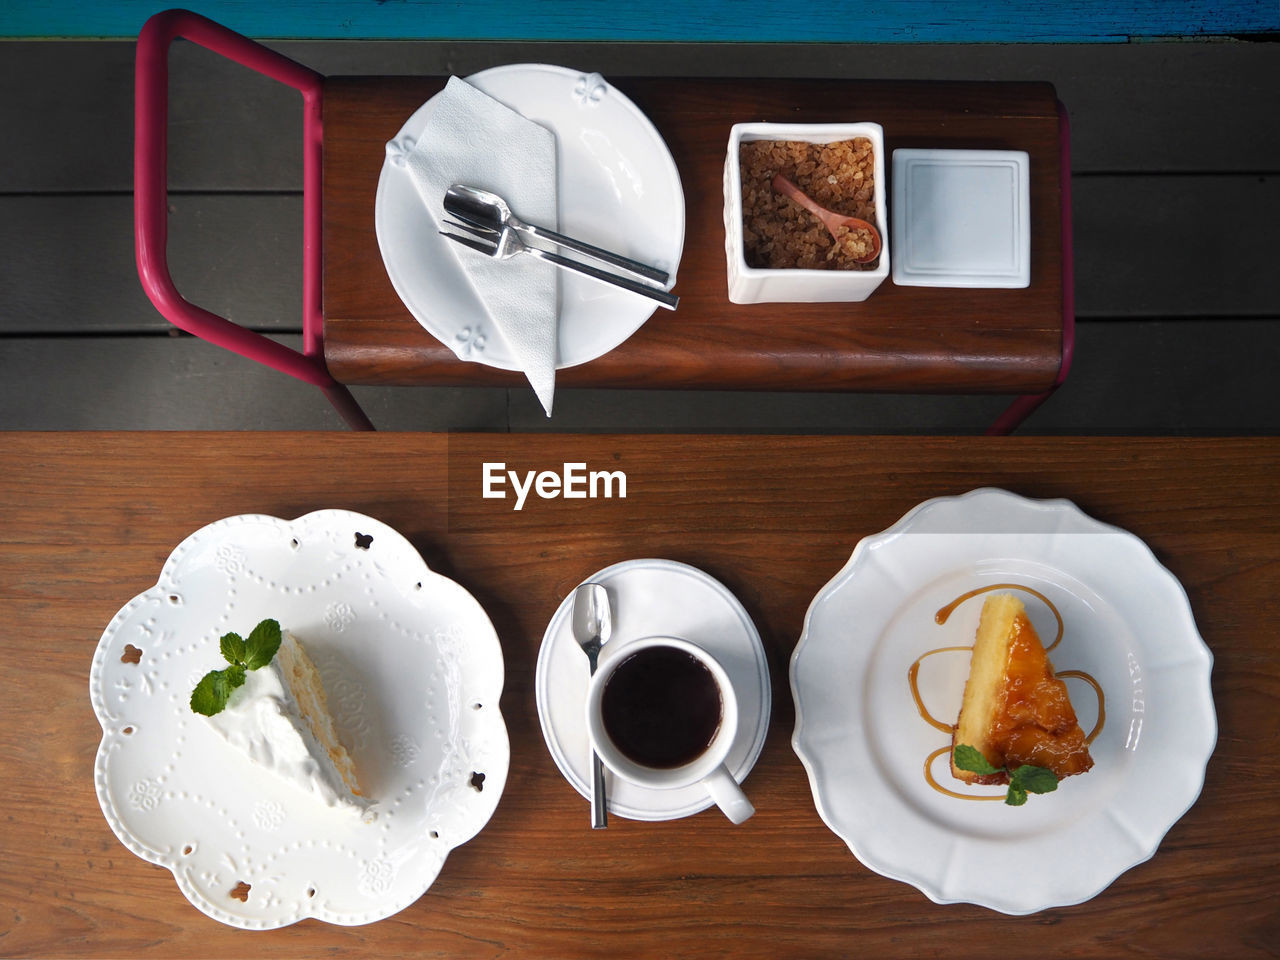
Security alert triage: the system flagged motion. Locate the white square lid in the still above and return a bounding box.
[891,148,1030,288]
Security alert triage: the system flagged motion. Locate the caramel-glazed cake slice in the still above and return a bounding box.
[951,593,1093,784]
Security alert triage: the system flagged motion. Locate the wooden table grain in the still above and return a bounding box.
[322,78,1065,393]
[2,433,1275,958]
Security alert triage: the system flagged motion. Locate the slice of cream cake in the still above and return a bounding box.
[951,593,1093,785]
[206,630,369,814]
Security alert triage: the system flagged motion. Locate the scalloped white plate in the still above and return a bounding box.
[790,488,1216,914]
[90,510,509,929]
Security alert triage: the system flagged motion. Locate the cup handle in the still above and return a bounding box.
[701,764,754,824]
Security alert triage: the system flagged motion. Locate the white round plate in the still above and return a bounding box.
[790,488,1216,914]
[536,559,770,820]
[375,64,685,370]
[90,510,509,929]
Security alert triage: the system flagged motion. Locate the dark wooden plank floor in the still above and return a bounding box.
[0,39,1276,431]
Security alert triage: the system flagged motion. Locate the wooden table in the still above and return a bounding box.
[4,433,1275,958]
[323,78,1066,393]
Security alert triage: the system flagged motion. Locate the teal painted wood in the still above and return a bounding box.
[2,0,1277,41]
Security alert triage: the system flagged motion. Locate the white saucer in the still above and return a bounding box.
[891,148,1030,288]
[535,559,770,821]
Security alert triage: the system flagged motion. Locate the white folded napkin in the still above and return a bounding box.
[394,76,559,416]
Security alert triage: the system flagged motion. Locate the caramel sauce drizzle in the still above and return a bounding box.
[908,584,1104,801]
[908,646,972,733]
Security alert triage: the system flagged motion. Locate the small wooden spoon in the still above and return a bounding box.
[771,173,882,263]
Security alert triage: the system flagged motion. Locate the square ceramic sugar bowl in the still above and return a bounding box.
[724,122,888,304]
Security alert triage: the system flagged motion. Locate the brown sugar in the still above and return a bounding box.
[739,138,879,270]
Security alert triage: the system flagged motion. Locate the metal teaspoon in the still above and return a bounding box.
[572,582,613,829]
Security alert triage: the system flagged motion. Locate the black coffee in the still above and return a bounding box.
[601,646,723,769]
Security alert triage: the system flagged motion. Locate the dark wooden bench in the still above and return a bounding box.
[322,76,1068,403]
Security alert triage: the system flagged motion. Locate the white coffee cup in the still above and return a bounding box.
[584,635,754,824]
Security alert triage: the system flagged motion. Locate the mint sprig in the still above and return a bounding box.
[190,618,282,716]
[952,743,1001,776]
[244,618,282,669]
[953,743,1059,806]
[219,631,246,664]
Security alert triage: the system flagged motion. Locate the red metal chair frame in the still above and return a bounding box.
[134,8,374,430]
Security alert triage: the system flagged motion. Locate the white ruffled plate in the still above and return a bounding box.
[90,510,509,928]
[790,488,1216,914]
[375,63,685,370]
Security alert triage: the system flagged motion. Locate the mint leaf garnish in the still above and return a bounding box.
[210,666,240,703]
[190,663,248,716]
[953,744,1001,776]
[190,619,283,716]
[954,743,1061,805]
[220,631,245,665]
[244,618,282,670]
[191,669,228,716]
[1009,764,1059,796]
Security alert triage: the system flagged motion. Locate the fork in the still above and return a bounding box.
[440,221,680,311]
[444,183,672,286]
